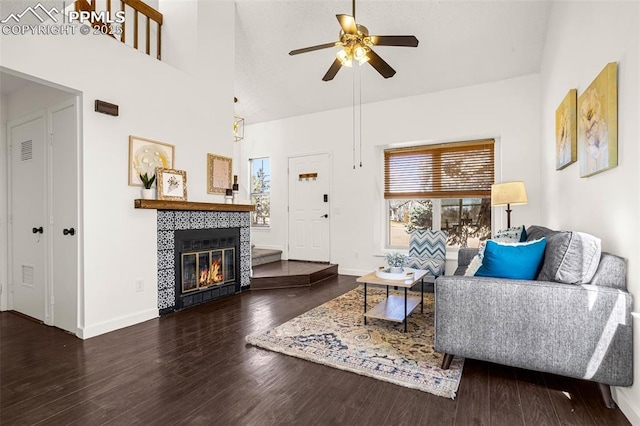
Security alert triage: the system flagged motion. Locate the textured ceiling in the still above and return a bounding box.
[234,0,551,124]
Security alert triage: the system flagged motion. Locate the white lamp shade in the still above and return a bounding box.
[491,181,528,206]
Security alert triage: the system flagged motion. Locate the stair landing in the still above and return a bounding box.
[251,260,338,290]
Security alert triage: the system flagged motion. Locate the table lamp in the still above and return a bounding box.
[491,181,528,228]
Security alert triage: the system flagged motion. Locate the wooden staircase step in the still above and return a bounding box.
[250,261,338,290]
[252,248,283,267]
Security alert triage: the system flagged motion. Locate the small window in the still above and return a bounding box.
[250,157,271,227]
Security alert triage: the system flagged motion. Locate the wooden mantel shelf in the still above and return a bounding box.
[134,199,255,212]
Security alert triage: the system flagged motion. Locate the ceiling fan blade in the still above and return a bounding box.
[289,42,337,56]
[369,35,419,48]
[322,58,342,81]
[367,49,396,79]
[336,14,357,34]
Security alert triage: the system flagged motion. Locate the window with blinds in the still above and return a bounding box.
[384,139,495,199]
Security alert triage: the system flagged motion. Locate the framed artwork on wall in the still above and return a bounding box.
[578,62,618,178]
[128,135,175,186]
[555,89,577,170]
[157,168,187,201]
[207,154,232,194]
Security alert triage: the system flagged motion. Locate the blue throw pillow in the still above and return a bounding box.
[475,238,547,280]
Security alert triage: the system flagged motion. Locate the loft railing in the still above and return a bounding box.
[75,0,163,60]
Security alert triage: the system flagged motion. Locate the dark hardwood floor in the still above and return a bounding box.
[0,275,631,425]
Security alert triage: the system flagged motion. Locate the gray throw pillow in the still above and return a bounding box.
[526,225,557,242]
[536,231,601,284]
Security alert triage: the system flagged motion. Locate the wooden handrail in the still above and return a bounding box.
[122,0,162,25]
[75,0,162,60]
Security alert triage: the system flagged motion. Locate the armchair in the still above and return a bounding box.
[405,230,447,277]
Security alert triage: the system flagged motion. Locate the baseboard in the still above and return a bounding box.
[337,267,370,277]
[252,244,285,252]
[614,387,640,425]
[77,308,158,339]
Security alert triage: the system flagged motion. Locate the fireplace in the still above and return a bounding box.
[153,208,251,315]
[174,227,240,310]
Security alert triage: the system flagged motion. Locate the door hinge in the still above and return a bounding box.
[8,214,13,225]
[9,283,14,293]
[50,294,54,305]
[49,133,54,145]
[8,144,12,155]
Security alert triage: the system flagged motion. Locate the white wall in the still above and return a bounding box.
[159,0,198,75]
[240,74,542,276]
[0,0,235,338]
[5,82,74,121]
[540,1,639,423]
[0,94,6,310]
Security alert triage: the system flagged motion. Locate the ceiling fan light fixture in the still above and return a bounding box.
[357,53,370,65]
[336,48,353,67]
[289,0,418,81]
[353,45,367,61]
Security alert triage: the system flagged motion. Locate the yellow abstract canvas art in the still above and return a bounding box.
[555,89,577,170]
[578,62,618,177]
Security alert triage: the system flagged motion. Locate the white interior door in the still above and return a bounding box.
[49,100,78,333]
[288,154,331,262]
[9,113,47,322]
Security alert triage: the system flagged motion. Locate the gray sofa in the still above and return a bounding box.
[434,226,633,408]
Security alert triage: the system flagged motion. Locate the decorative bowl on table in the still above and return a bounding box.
[376,268,411,281]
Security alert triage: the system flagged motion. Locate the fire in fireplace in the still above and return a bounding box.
[181,248,235,293]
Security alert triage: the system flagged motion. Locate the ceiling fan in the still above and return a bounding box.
[289,0,419,81]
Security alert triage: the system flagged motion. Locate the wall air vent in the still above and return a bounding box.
[21,140,33,161]
[22,265,34,287]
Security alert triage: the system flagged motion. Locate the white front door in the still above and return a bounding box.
[288,154,331,262]
[49,100,78,333]
[9,112,48,322]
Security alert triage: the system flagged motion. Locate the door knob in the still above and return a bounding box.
[32,226,43,234]
[320,214,328,218]
[63,228,76,236]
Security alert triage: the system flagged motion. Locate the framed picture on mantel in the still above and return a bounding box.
[207,154,232,194]
[157,168,187,201]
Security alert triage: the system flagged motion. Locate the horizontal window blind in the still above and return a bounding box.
[384,139,495,199]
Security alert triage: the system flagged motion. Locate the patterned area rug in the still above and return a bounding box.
[245,286,464,399]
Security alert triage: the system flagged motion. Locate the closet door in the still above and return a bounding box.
[49,100,78,333]
[9,112,48,322]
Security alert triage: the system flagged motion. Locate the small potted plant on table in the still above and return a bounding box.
[386,252,406,273]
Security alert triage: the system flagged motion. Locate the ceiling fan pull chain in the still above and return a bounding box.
[360,69,363,168]
[353,67,356,169]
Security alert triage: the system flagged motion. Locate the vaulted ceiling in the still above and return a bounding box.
[233,0,551,124]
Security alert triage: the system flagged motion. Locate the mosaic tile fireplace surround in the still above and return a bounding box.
[156,209,251,314]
